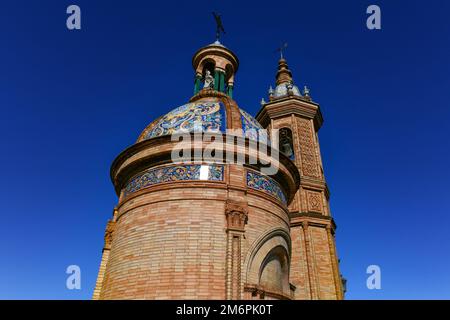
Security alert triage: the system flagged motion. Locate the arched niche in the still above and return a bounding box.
[244,228,291,297]
[259,245,290,293]
[202,59,216,79]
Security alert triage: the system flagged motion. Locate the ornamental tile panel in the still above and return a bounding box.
[124,164,224,196]
[246,170,287,205]
[239,108,269,144]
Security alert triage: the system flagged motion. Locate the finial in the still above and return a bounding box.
[268,86,274,101]
[260,97,266,106]
[275,43,288,60]
[303,85,310,97]
[212,12,226,43]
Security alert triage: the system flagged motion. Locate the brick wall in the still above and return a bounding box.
[100,186,228,299]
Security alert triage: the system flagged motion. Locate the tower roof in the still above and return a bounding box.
[192,42,239,75]
[269,58,303,99]
[276,58,293,86]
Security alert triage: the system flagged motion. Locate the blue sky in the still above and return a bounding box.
[0,0,449,299]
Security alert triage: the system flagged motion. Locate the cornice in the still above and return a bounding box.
[192,44,239,72]
[289,211,337,230]
[256,97,324,131]
[109,133,300,204]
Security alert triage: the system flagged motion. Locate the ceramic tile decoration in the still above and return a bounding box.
[95,39,344,300]
[143,101,226,140]
[124,164,224,196]
[239,108,269,144]
[246,170,287,205]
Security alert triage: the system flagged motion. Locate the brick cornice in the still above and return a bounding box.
[300,176,330,195]
[256,97,323,131]
[290,211,337,230]
[191,44,239,73]
[244,284,292,300]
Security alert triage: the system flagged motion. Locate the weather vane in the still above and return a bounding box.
[275,43,288,59]
[212,12,226,42]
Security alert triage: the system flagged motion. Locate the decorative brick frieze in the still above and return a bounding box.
[306,190,323,213]
[297,118,320,178]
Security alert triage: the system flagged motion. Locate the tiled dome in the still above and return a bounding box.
[137,97,266,143]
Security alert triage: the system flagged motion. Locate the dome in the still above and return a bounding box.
[137,94,267,143]
[273,82,302,98]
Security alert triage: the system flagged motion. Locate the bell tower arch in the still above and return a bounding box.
[192,41,239,97]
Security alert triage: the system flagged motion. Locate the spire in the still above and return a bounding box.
[276,58,293,86]
[267,57,306,100]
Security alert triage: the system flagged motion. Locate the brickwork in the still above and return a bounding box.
[93,46,343,300]
[255,59,344,299]
[100,186,228,299]
[92,248,110,300]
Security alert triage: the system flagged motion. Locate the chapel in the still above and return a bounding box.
[93,37,344,300]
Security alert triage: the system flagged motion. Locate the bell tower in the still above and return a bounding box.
[256,57,345,300]
[192,40,239,98]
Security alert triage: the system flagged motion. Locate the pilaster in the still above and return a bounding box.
[225,200,248,300]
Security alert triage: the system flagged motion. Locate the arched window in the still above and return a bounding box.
[279,128,295,160]
[244,229,292,299]
[201,59,216,89]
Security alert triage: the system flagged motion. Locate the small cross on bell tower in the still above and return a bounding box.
[275,43,288,59]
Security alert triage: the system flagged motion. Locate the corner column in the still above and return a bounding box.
[326,225,343,299]
[194,73,202,95]
[92,210,117,300]
[227,83,234,98]
[301,221,319,300]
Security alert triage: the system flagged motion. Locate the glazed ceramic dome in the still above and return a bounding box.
[137,95,267,143]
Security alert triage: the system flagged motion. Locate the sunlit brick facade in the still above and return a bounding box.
[93,41,344,300]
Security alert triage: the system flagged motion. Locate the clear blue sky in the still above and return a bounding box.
[1,0,449,300]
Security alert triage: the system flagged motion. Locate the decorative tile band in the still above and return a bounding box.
[124,164,224,196]
[246,170,287,205]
